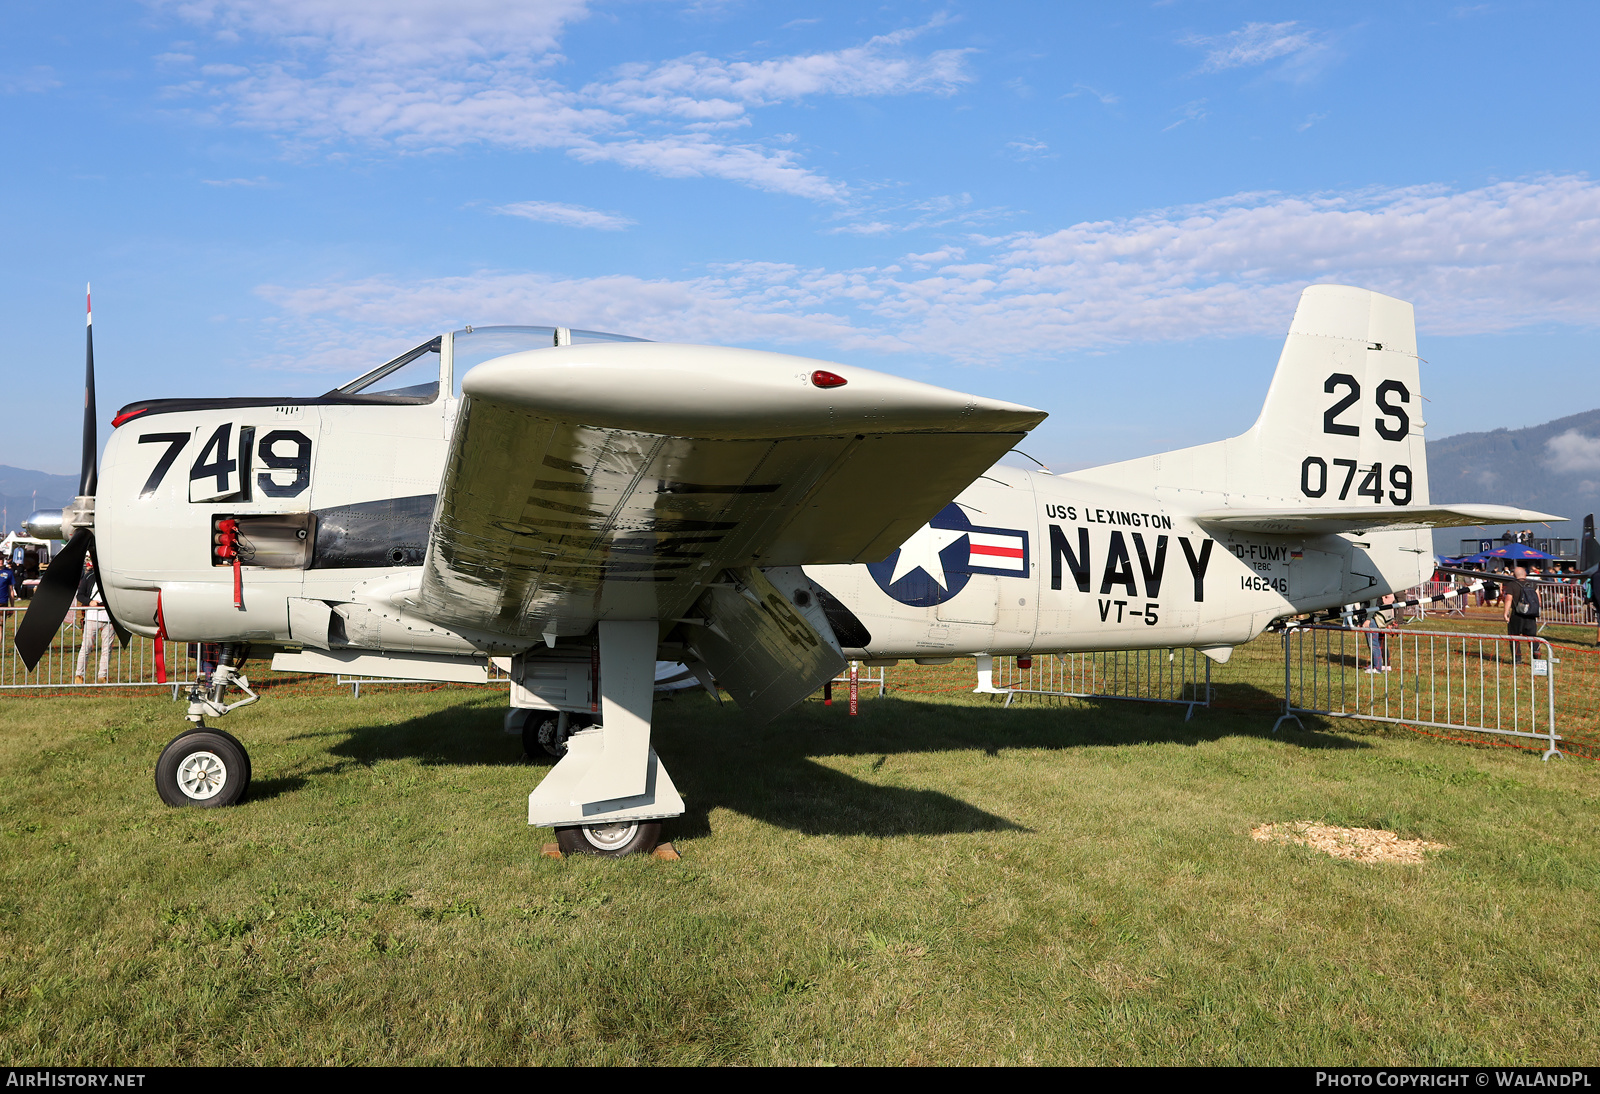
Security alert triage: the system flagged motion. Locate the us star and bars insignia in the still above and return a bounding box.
[866,503,1031,608]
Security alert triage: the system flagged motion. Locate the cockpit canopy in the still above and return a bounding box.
[331,326,651,403]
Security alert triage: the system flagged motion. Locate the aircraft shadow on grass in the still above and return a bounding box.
[294,683,1362,840]
[240,775,309,803]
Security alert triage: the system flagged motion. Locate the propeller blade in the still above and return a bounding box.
[13,528,91,671]
[86,535,131,649]
[81,285,98,497]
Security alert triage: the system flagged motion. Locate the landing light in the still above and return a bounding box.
[811,370,847,389]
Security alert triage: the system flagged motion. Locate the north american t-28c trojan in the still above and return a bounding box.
[17,285,1558,855]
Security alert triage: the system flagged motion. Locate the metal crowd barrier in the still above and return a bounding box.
[1532,581,1598,627]
[982,647,1213,720]
[1400,581,1469,620]
[1274,624,1560,760]
[0,607,198,694]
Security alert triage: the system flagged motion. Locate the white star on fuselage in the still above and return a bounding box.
[888,523,968,589]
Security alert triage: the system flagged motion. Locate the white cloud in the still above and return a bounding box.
[825,193,1011,236]
[154,0,591,61]
[1067,83,1119,105]
[568,134,846,201]
[1547,430,1600,474]
[1004,139,1056,161]
[1186,21,1320,73]
[1005,139,1052,161]
[202,175,274,186]
[1163,99,1208,131]
[493,200,633,230]
[903,248,965,268]
[590,24,971,119]
[824,221,896,237]
[252,176,1600,368]
[151,3,971,203]
[1,66,61,94]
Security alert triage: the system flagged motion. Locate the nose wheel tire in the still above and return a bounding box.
[554,820,662,858]
[156,729,251,808]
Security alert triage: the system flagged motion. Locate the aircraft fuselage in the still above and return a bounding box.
[95,393,1425,664]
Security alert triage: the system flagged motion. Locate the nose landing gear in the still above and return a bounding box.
[157,644,256,808]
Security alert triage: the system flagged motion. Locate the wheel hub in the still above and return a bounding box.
[176,750,228,800]
[580,822,639,851]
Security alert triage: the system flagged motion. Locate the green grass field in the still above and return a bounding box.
[2,623,1599,1065]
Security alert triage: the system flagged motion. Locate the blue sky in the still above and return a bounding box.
[3,0,1598,480]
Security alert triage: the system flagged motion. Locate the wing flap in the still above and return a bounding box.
[684,566,845,723]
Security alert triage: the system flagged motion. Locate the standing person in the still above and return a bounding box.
[1587,569,1600,647]
[1503,564,1541,666]
[0,560,17,607]
[74,557,115,685]
[1364,594,1396,673]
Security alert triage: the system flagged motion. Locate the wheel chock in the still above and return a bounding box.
[539,841,680,860]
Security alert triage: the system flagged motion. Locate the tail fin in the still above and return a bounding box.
[1068,284,1429,509]
[1248,285,1426,507]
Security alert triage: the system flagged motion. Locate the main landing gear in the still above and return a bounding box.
[513,706,673,856]
[157,644,258,809]
[522,621,685,857]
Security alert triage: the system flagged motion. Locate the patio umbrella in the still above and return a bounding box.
[1476,543,1556,561]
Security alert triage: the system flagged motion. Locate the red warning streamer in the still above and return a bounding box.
[153,589,168,685]
[216,518,243,608]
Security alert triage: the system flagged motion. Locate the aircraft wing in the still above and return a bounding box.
[413,342,1044,640]
[1191,504,1565,536]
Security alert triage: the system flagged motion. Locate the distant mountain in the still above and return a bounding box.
[0,465,77,537]
[1426,408,1600,557]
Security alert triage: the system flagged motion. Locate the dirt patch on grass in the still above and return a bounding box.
[1251,822,1447,864]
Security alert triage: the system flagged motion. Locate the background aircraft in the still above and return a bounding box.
[15,284,1557,855]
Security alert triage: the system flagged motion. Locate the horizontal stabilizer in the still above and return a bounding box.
[1192,504,1565,536]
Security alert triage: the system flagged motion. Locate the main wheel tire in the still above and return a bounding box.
[524,714,581,758]
[155,730,250,808]
[536,715,578,758]
[554,820,661,858]
[511,710,577,758]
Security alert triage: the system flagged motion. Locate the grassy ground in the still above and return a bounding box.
[1,624,1598,1065]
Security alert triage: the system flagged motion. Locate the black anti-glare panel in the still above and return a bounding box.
[310,494,436,569]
